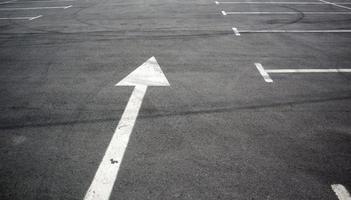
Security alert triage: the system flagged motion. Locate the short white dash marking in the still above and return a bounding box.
[232,27,240,36]
[64,5,72,9]
[331,184,351,200]
[221,10,227,15]
[255,63,273,83]
[215,1,219,5]
[29,15,42,20]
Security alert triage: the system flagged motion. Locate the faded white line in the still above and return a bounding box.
[255,63,273,83]
[223,11,351,15]
[235,29,351,33]
[29,15,42,20]
[232,27,240,36]
[9,0,74,2]
[215,1,351,5]
[0,0,17,4]
[0,15,41,20]
[320,0,351,11]
[332,184,351,200]
[84,57,170,200]
[0,5,71,10]
[265,69,351,73]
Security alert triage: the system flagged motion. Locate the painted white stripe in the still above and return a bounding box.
[0,0,17,4]
[223,11,351,15]
[221,10,227,15]
[215,1,351,5]
[265,69,351,73]
[255,63,273,83]
[0,15,41,20]
[0,5,71,10]
[9,0,74,2]
[84,85,147,200]
[236,29,351,33]
[331,184,351,200]
[84,57,170,200]
[29,15,42,20]
[232,27,240,36]
[320,0,351,10]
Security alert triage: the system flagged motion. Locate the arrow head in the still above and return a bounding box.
[116,57,170,86]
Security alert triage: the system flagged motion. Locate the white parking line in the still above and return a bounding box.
[232,28,351,35]
[0,15,42,20]
[319,0,351,11]
[255,63,273,83]
[265,69,351,73]
[0,0,17,4]
[6,0,75,3]
[222,11,351,15]
[0,5,71,10]
[331,184,351,200]
[215,1,351,5]
[232,27,240,36]
[255,63,351,82]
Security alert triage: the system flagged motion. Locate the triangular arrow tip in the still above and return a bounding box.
[116,56,170,86]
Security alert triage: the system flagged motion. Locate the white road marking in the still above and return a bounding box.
[8,0,74,2]
[0,5,71,10]
[255,63,273,83]
[331,184,351,200]
[215,1,351,5]
[320,0,351,11]
[232,27,240,36]
[84,57,170,200]
[265,69,351,73]
[221,10,227,15]
[0,15,42,20]
[29,15,42,20]
[223,11,351,15]
[233,28,351,34]
[0,0,17,4]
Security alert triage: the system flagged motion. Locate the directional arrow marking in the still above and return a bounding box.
[84,57,170,200]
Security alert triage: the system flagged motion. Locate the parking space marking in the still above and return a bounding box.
[232,27,240,36]
[215,1,351,5]
[232,27,351,35]
[265,69,351,73]
[332,184,351,200]
[0,15,42,20]
[0,0,16,4]
[255,63,351,82]
[0,5,71,10]
[10,0,75,2]
[319,0,351,11]
[255,63,273,83]
[222,11,351,15]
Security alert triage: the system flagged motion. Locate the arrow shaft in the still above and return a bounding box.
[84,85,148,200]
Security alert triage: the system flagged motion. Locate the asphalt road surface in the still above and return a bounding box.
[1,0,351,199]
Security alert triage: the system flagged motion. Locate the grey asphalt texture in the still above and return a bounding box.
[1,0,351,199]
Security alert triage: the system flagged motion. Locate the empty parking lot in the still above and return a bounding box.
[0,0,350,199]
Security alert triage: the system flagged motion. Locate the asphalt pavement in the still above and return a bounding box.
[0,0,351,199]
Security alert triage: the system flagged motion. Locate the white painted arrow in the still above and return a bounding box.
[84,57,169,200]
